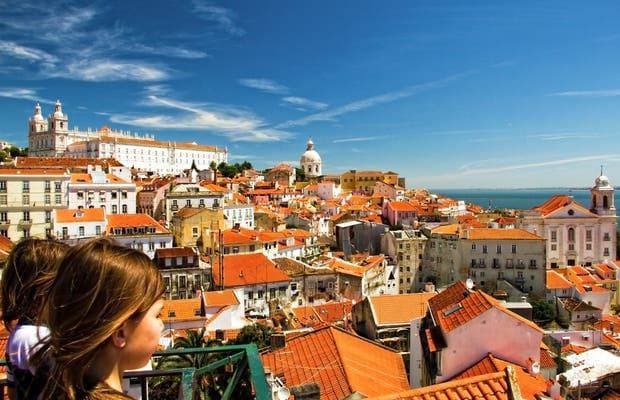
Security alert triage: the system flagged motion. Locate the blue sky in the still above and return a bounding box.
[1,1,620,188]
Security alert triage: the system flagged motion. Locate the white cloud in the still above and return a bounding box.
[129,43,208,59]
[192,0,245,36]
[0,40,58,63]
[239,78,289,94]
[549,89,620,97]
[332,136,384,143]
[55,60,170,82]
[0,87,54,104]
[276,70,473,128]
[110,94,292,142]
[281,96,328,110]
[459,155,619,175]
[527,133,603,141]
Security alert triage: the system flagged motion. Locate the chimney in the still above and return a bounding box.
[270,332,286,350]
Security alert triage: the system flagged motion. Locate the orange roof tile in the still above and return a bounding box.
[261,326,409,400]
[106,213,169,234]
[575,284,609,294]
[222,229,259,245]
[546,270,574,290]
[161,298,205,323]
[0,168,67,176]
[55,208,106,223]
[539,348,557,369]
[367,371,509,400]
[203,290,239,307]
[431,224,460,235]
[212,253,291,288]
[533,195,573,216]
[388,201,418,212]
[463,228,544,240]
[369,293,436,326]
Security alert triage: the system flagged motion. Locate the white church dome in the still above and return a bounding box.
[53,99,64,118]
[300,139,322,163]
[30,102,44,122]
[595,174,611,187]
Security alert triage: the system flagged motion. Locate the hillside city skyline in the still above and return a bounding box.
[1,1,620,188]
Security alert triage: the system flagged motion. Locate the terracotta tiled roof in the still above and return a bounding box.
[173,207,207,219]
[56,208,106,223]
[155,247,196,258]
[539,348,557,369]
[388,201,418,212]
[161,298,205,323]
[14,157,124,169]
[0,235,13,263]
[546,270,574,290]
[462,228,544,240]
[222,229,258,245]
[0,168,67,176]
[369,293,436,326]
[428,282,543,334]
[561,343,588,355]
[575,284,609,294]
[212,253,291,288]
[107,213,169,234]
[203,290,239,307]
[533,195,573,216]
[431,224,460,235]
[366,371,509,400]
[261,326,409,400]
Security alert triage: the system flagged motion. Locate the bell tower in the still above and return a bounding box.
[48,99,70,156]
[28,102,49,156]
[590,167,615,216]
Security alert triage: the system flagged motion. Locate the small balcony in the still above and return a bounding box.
[0,219,9,226]
[18,219,32,227]
[171,204,179,211]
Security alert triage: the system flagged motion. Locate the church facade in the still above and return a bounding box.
[28,101,227,175]
[299,138,322,178]
[520,173,617,268]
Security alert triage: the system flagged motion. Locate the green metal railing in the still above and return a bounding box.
[125,343,270,400]
[0,344,270,400]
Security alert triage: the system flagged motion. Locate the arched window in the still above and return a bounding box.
[568,227,575,242]
[592,195,597,208]
[603,195,609,209]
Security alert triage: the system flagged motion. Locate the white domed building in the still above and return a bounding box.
[300,138,322,178]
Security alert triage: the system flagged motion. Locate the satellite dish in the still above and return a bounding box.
[465,278,474,290]
[276,387,291,400]
[531,362,540,374]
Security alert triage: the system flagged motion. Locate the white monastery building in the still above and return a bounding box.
[28,101,227,175]
[299,138,322,178]
[521,172,617,268]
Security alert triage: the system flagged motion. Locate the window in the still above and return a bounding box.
[44,180,51,193]
[186,199,191,207]
[45,194,50,204]
[111,192,117,200]
[149,242,155,251]
[160,241,166,248]
[604,232,611,241]
[96,225,101,235]
[55,194,62,204]
[586,230,592,242]
[77,191,84,200]
[529,259,537,268]
[22,195,29,205]
[112,205,118,214]
[45,210,51,223]
[0,180,6,192]
[22,181,29,193]
[586,243,592,250]
[179,275,186,289]
[55,181,62,192]
[79,226,85,237]
[0,212,6,222]
[121,191,128,199]
[482,245,487,254]
[0,195,6,205]
[122,204,127,213]
[604,248,610,257]
[551,244,557,251]
[192,227,199,237]
[496,245,501,254]
[258,290,264,299]
[511,244,517,254]
[22,229,30,238]
[551,230,557,242]
[568,227,575,242]
[23,211,30,222]
[269,288,276,298]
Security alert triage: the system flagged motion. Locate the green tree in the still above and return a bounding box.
[531,299,556,322]
[240,161,253,171]
[295,167,306,182]
[232,324,272,349]
[0,150,8,162]
[8,146,21,158]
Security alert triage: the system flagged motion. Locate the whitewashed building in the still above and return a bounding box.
[521,173,617,268]
[106,214,173,258]
[54,208,106,243]
[0,168,70,240]
[165,183,227,224]
[67,168,136,215]
[28,101,227,175]
[223,204,254,229]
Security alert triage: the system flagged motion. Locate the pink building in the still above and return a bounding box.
[383,200,418,227]
[420,281,543,385]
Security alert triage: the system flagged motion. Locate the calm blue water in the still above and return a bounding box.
[431,188,617,210]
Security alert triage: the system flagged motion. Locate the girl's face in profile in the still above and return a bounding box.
[120,299,164,370]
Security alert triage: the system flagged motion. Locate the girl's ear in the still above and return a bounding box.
[111,323,129,349]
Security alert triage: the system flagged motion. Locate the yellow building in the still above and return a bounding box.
[171,207,226,249]
[339,170,401,193]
